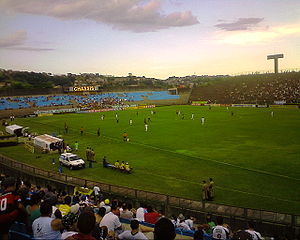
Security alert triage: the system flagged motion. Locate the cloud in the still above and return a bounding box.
[0,31,55,51]
[215,18,264,31]
[0,0,199,32]
[0,31,27,48]
[8,47,55,51]
[216,23,300,45]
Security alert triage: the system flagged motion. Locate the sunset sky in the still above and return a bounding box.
[0,0,299,79]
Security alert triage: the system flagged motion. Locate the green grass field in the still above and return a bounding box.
[1,105,300,214]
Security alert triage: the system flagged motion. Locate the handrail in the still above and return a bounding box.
[0,154,298,228]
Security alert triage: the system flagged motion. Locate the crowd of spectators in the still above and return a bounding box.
[0,174,295,240]
[192,72,300,104]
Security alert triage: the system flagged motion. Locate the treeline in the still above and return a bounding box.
[0,69,171,90]
[0,70,75,89]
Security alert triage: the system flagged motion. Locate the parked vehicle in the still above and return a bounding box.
[59,153,85,169]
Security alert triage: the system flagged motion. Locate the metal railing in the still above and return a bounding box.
[0,154,299,229]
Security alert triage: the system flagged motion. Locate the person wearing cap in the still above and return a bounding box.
[99,199,111,214]
[117,219,148,240]
[0,177,23,240]
[61,213,79,239]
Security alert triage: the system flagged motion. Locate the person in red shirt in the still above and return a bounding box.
[144,206,161,224]
[0,177,22,240]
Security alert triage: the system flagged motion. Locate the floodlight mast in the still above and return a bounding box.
[267,54,284,73]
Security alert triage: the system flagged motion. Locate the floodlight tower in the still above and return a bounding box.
[267,54,284,73]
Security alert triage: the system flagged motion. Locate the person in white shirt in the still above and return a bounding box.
[117,220,148,240]
[93,185,101,201]
[201,117,205,125]
[245,221,263,240]
[32,202,62,240]
[144,124,148,132]
[185,216,194,230]
[100,205,122,234]
[136,204,147,222]
[212,216,229,240]
[177,219,191,231]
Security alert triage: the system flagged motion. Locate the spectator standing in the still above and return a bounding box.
[32,201,62,240]
[118,219,148,240]
[93,185,101,202]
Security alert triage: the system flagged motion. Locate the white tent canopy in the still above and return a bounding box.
[34,134,63,151]
[5,124,23,136]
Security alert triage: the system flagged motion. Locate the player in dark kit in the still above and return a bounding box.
[0,177,22,240]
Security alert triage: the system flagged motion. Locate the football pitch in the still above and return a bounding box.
[1,105,300,214]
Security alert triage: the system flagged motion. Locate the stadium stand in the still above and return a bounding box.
[190,72,300,104]
[0,91,179,110]
[1,174,292,239]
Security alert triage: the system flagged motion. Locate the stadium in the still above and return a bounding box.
[0,1,300,239]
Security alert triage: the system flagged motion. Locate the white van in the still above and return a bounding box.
[59,153,85,169]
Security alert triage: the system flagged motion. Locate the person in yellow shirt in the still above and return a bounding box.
[124,162,131,173]
[202,180,209,201]
[120,161,125,171]
[114,160,120,169]
[58,196,71,217]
